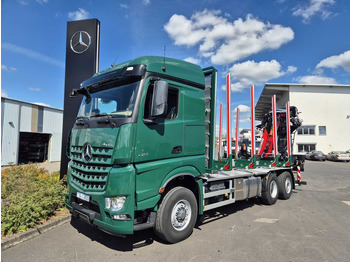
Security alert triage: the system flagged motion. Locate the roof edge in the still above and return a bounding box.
[265,83,350,88]
[1,96,63,112]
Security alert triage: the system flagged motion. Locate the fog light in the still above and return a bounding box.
[105,196,126,211]
[112,214,131,221]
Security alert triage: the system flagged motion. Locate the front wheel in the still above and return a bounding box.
[261,173,279,205]
[154,187,198,243]
[277,171,293,200]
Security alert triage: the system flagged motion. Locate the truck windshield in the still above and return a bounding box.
[77,81,140,119]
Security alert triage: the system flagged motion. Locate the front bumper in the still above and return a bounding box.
[66,163,136,235]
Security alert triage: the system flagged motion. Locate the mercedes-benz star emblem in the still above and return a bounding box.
[70,31,91,54]
[82,143,93,163]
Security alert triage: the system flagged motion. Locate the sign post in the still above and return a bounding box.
[60,19,100,179]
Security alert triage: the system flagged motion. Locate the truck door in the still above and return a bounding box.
[134,78,184,201]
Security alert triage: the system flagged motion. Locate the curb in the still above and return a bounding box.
[1,214,72,251]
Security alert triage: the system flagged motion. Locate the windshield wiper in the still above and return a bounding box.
[75,116,89,126]
[91,113,116,127]
[90,113,109,118]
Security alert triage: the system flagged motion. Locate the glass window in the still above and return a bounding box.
[319,126,326,135]
[297,126,315,135]
[298,144,316,152]
[144,83,179,120]
[77,81,140,118]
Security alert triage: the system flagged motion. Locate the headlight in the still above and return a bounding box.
[105,196,126,211]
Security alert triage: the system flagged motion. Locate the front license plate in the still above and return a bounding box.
[77,192,90,202]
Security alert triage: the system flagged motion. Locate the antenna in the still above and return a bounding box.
[111,56,119,67]
[162,45,166,72]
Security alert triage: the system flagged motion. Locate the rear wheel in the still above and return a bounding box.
[154,187,198,243]
[261,173,279,205]
[277,171,293,200]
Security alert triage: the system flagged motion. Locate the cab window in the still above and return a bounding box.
[144,83,179,120]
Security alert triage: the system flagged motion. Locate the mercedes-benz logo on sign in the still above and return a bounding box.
[70,31,91,54]
[82,143,93,163]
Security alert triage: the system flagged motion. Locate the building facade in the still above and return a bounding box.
[1,97,63,166]
[256,83,350,154]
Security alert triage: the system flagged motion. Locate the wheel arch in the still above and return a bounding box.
[158,165,203,215]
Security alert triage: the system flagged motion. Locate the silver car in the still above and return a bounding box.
[327,151,350,162]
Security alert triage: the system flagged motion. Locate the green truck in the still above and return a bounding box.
[66,56,301,243]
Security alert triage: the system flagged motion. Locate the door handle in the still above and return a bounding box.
[171,145,182,154]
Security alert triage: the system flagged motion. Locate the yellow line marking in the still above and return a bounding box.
[342,201,350,206]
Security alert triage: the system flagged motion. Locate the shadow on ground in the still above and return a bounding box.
[69,197,264,251]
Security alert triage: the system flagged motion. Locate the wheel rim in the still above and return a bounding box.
[171,199,192,231]
[270,180,278,199]
[285,177,292,194]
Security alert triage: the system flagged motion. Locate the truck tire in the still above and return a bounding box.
[277,171,292,200]
[154,186,198,243]
[261,173,279,205]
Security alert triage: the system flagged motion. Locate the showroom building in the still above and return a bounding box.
[255,83,350,154]
[1,97,63,166]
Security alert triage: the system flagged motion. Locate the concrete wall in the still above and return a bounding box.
[277,91,290,107]
[290,85,350,154]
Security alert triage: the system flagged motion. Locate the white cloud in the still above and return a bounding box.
[292,0,336,23]
[143,0,151,5]
[29,87,40,92]
[120,3,128,9]
[316,50,350,72]
[1,89,9,98]
[2,43,64,68]
[233,104,250,113]
[164,10,294,65]
[36,0,49,4]
[226,60,296,92]
[184,57,201,65]
[287,66,297,73]
[18,1,29,5]
[297,75,337,84]
[68,8,89,21]
[2,65,17,71]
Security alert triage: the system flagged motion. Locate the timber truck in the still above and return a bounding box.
[65,56,305,243]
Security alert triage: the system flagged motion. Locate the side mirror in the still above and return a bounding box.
[70,89,79,97]
[151,80,168,117]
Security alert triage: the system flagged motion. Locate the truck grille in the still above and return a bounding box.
[70,145,113,192]
[70,145,113,165]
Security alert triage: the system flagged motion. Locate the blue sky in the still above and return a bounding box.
[2,0,350,130]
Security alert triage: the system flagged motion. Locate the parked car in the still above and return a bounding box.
[305,151,326,161]
[327,151,350,162]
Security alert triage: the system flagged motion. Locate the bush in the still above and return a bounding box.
[1,164,66,236]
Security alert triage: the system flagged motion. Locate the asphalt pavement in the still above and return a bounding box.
[2,160,350,262]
